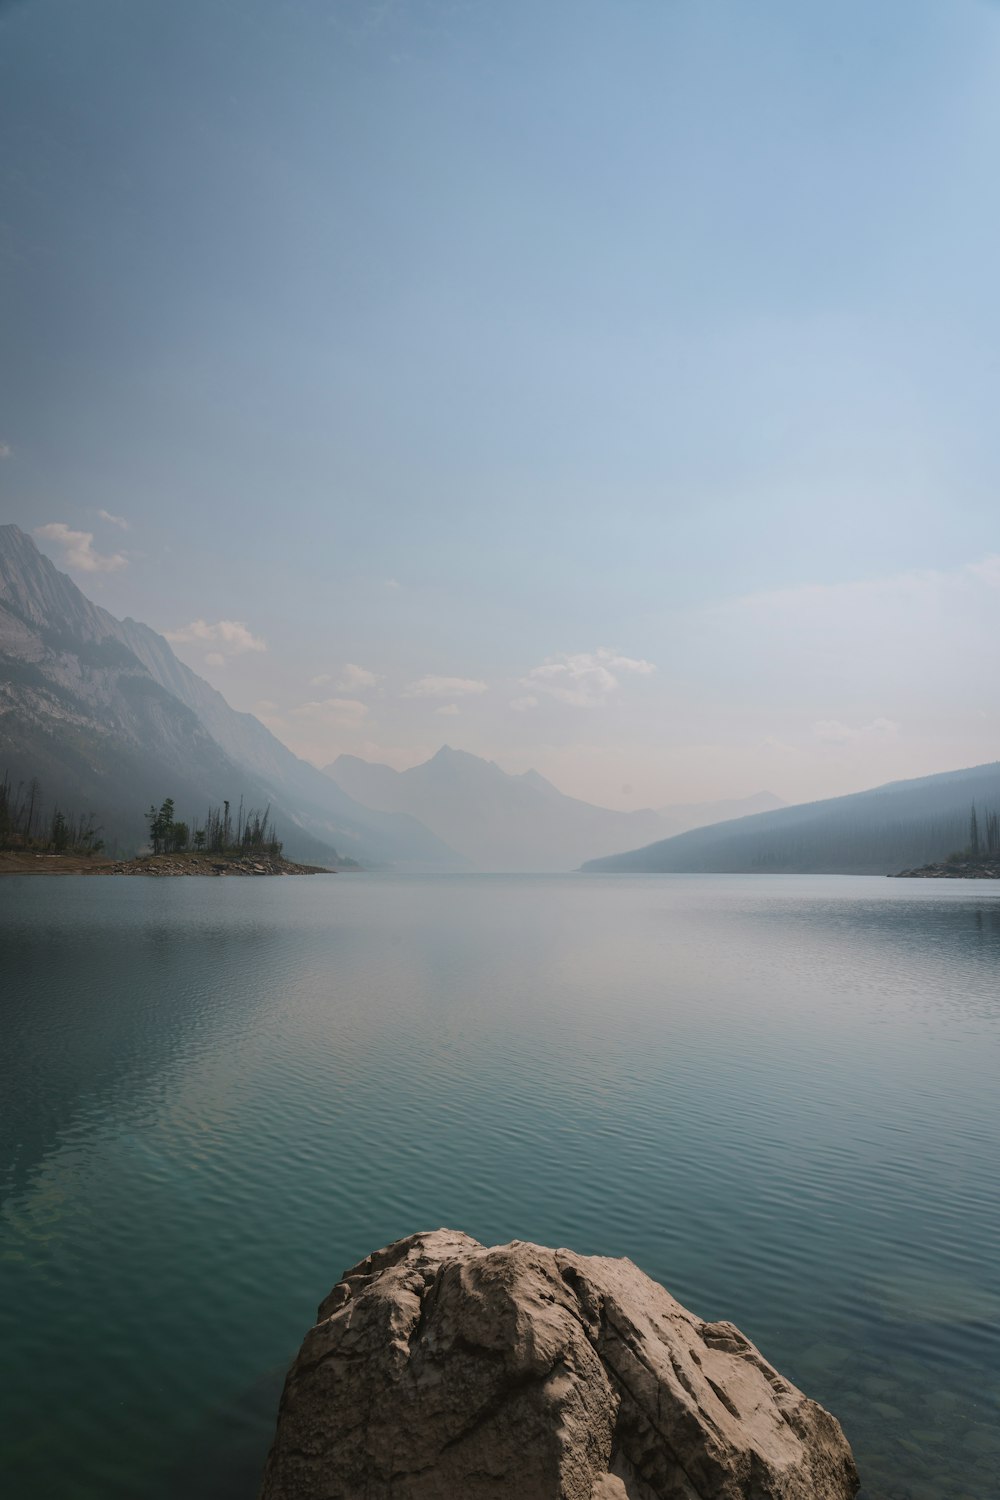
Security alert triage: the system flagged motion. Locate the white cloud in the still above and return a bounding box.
[337,663,381,691]
[436,703,461,716]
[293,697,369,729]
[309,665,380,690]
[967,555,1000,588]
[403,675,489,699]
[97,509,129,530]
[385,578,400,589]
[813,717,899,744]
[762,735,799,755]
[510,695,539,712]
[716,550,1000,627]
[523,648,655,708]
[0,442,11,459]
[165,618,266,656]
[35,522,127,573]
[204,652,226,667]
[723,568,943,619]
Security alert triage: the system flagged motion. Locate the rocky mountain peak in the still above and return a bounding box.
[0,524,112,641]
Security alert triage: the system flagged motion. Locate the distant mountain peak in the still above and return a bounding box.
[517,768,557,792]
[327,744,677,871]
[428,744,489,766]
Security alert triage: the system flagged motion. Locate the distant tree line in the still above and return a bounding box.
[741,802,1000,874]
[0,772,105,854]
[0,773,285,860]
[145,795,282,858]
[952,804,1000,861]
[734,805,1000,876]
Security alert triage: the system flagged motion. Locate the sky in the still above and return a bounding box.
[3,0,1000,810]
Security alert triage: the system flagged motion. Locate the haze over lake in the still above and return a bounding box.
[2,873,998,1500]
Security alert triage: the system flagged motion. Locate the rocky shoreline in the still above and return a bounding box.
[893,858,1000,879]
[0,850,332,876]
[259,1229,859,1500]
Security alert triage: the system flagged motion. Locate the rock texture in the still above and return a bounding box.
[258,1230,859,1500]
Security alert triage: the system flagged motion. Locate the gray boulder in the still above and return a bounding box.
[259,1229,859,1500]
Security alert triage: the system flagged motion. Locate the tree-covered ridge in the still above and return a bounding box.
[145,796,282,859]
[582,761,1000,875]
[0,770,105,855]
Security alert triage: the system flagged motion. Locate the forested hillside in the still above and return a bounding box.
[582,761,1000,875]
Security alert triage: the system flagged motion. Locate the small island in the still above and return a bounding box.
[0,778,332,876]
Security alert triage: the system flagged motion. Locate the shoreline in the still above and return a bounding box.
[0,851,333,877]
[893,858,1000,879]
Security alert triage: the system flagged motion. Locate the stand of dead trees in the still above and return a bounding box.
[953,804,1000,861]
[145,795,282,858]
[0,772,105,854]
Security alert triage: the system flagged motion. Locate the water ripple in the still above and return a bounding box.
[1,873,999,1499]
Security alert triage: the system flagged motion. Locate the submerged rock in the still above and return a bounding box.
[259,1230,859,1500]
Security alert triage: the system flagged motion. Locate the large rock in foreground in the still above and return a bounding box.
[259,1230,859,1500]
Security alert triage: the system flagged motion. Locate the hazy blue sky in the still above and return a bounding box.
[4,0,1000,807]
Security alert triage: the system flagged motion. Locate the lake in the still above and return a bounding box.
[1,873,998,1499]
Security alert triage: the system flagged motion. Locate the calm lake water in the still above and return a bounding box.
[1,873,999,1500]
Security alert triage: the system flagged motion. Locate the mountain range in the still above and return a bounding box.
[9,521,993,878]
[0,526,787,872]
[0,525,457,867]
[582,761,1000,875]
[326,750,783,872]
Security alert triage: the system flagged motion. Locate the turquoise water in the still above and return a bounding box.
[1,873,999,1500]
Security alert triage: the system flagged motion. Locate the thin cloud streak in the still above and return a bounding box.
[403,675,488,699]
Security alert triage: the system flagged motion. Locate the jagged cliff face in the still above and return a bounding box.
[0,526,458,865]
[0,525,115,642]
